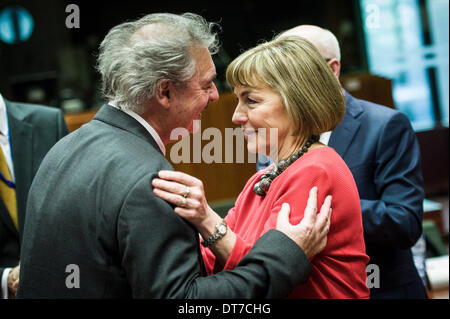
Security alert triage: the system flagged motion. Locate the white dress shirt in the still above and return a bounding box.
[0,95,15,181]
[319,131,332,146]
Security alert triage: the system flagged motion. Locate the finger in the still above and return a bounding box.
[152,178,186,196]
[158,170,199,186]
[324,208,332,233]
[302,187,318,225]
[322,208,332,235]
[174,206,199,220]
[316,195,332,230]
[276,203,291,228]
[153,178,202,201]
[153,188,191,207]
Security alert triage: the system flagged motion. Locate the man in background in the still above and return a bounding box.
[0,94,69,298]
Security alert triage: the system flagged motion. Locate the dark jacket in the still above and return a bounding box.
[0,99,69,283]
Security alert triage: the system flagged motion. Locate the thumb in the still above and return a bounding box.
[276,203,291,228]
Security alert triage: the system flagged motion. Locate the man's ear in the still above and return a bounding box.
[327,58,341,79]
[156,80,172,109]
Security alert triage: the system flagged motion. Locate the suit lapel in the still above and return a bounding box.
[328,92,363,159]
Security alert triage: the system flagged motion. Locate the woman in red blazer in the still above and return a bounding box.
[152,36,370,298]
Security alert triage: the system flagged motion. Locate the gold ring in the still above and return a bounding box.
[180,197,187,208]
[183,186,190,198]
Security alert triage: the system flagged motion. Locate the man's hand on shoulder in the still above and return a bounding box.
[276,187,332,259]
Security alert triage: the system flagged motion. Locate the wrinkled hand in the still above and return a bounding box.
[152,170,217,230]
[8,264,20,298]
[276,187,332,259]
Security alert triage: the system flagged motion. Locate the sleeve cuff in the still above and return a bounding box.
[258,229,312,283]
[218,229,311,284]
[2,268,11,299]
[221,234,252,271]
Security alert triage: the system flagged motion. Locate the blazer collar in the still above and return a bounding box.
[328,91,363,158]
[93,104,164,156]
[344,91,364,119]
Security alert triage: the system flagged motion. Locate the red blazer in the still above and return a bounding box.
[202,146,370,298]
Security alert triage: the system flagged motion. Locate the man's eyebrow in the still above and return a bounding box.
[202,73,216,86]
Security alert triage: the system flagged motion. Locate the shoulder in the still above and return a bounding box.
[355,99,415,141]
[279,147,356,191]
[287,147,343,174]
[347,93,410,127]
[6,100,64,124]
[274,148,338,188]
[265,147,355,212]
[71,121,171,173]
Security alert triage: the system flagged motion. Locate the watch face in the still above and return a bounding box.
[218,224,227,235]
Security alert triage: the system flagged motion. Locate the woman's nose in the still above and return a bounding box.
[232,103,247,125]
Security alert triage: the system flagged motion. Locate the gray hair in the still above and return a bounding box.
[97,13,220,113]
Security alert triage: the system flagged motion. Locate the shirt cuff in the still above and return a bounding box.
[1,268,11,299]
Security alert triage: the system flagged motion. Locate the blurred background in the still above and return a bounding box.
[0,0,448,297]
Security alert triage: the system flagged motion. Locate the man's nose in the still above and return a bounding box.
[209,82,219,103]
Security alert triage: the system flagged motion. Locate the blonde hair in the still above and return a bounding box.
[226,36,345,138]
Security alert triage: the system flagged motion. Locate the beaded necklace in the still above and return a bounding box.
[253,135,320,196]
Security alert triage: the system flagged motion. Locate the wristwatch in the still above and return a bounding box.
[201,219,228,247]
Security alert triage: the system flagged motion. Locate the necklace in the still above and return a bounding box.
[253,135,320,196]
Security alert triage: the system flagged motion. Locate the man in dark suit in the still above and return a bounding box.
[0,94,69,298]
[277,25,427,298]
[17,13,331,298]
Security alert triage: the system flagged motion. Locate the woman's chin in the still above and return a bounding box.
[246,142,266,155]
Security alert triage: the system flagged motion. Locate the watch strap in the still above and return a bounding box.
[201,219,227,247]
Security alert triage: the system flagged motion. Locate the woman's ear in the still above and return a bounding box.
[156,80,172,109]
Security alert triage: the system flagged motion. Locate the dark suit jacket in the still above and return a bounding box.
[17,104,311,298]
[0,99,69,281]
[328,92,425,297]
